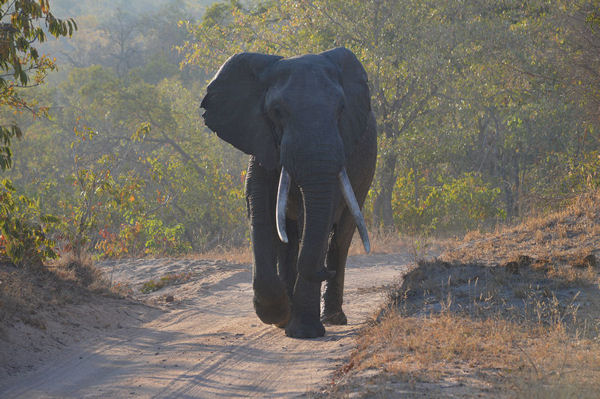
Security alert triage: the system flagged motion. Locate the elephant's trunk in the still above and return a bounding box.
[296,174,337,283]
[278,165,371,283]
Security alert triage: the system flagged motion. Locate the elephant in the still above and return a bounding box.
[201,47,377,338]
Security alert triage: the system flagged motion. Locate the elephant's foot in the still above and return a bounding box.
[321,310,347,325]
[285,314,325,338]
[254,294,290,326]
[253,278,290,326]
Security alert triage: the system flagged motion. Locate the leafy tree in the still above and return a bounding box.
[0,0,76,169]
[9,63,248,255]
[5,0,600,258]
[181,0,600,236]
[181,0,504,228]
[0,0,75,265]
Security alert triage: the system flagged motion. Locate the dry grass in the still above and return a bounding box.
[199,229,425,262]
[0,254,122,333]
[341,310,600,399]
[197,244,253,264]
[348,228,407,256]
[198,228,449,264]
[48,252,109,291]
[140,272,194,293]
[446,191,600,267]
[323,192,600,398]
[348,228,453,260]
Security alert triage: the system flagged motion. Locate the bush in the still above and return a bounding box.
[392,172,504,234]
[0,179,58,266]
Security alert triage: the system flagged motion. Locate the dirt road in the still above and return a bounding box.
[1,253,411,398]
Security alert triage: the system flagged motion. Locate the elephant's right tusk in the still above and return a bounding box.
[276,167,291,244]
[338,168,371,254]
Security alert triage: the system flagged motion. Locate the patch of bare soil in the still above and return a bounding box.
[0,261,157,380]
[325,193,600,398]
[0,251,414,398]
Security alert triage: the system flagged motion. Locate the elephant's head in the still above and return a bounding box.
[201,47,371,282]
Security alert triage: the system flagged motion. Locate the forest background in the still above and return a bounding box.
[2,0,600,264]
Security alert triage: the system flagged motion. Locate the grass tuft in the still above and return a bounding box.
[140,272,193,294]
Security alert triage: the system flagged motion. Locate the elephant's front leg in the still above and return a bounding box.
[246,157,290,327]
[285,272,325,338]
[322,212,354,325]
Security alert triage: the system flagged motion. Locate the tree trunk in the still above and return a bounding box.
[373,153,397,229]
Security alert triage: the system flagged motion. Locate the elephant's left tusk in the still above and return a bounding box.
[276,167,291,243]
[338,168,371,254]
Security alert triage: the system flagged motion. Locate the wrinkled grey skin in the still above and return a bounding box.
[201,48,377,338]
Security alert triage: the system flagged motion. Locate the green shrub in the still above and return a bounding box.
[392,172,504,234]
[0,179,58,266]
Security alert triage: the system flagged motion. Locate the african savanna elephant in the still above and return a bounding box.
[201,47,377,338]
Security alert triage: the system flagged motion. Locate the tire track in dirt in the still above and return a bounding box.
[1,253,411,398]
[154,327,278,398]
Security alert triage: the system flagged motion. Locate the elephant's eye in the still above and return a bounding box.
[337,102,345,121]
[272,105,283,120]
[266,103,285,139]
[268,102,288,123]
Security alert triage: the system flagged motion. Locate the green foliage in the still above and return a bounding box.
[180,0,600,235]
[568,151,600,192]
[8,63,248,257]
[96,218,191,258]
[58,123,201,258]
[0,124,21,169]
[0,179,58,266]
[0,0,76,87]
[7,0,600,257]
[141,219,191,256]
[392,172,504,234]
[0,0,76,170]
[0,1,77,266]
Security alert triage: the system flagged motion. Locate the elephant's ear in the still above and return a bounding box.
[321,47,371,159]
[201,53,283,170]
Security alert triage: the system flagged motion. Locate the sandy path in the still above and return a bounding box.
[1,253,411,398]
